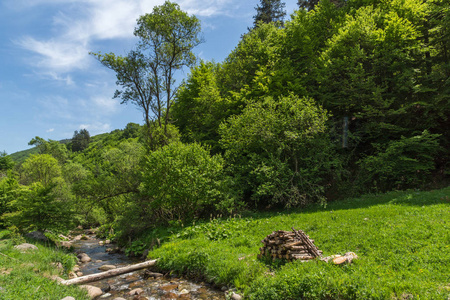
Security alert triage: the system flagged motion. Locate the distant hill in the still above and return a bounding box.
[9,123,141,164]
[9,147,39,164]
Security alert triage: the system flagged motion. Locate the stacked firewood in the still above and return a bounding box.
[258,229,323,261]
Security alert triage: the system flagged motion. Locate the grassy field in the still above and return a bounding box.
[140,187,450,299]
[0,231,88,300]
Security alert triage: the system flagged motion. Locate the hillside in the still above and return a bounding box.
[8,129,129,164]
[9,147,39,164]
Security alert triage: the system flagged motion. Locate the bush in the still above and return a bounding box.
[0,177,20,225]
[20,154,62,186]
[358,130,441,191]
[219,94,338,208]
[1,182,74,232]
[139,142,240,224]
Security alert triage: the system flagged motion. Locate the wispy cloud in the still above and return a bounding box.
[15,36,90,73]
[78,122,111,134]
[46,128,54,133]
[12,0,238,78]
[92,96,120,114]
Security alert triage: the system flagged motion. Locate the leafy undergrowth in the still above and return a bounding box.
[143,187,450,299]
[0,233,89,300]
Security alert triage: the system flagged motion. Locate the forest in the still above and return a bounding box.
[0,0,449,299]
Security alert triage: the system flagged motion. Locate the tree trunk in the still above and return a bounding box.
[60,260,157,285]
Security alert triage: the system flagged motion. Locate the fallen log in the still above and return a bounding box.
[61,260,157,285]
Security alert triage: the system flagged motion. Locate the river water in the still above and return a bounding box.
[71,235,225,300]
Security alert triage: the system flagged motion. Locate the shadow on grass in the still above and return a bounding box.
[124,186,450,255]
[238,186,450,220]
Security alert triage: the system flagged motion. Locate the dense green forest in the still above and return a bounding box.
[1,0,449,298]
[0,1,449,296]
[1,0,449,239]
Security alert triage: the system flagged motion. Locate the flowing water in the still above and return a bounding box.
[71,234,225,300]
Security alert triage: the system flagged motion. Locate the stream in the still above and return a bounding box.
[71,233,226,300]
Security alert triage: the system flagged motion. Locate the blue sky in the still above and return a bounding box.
[0,0,298,154]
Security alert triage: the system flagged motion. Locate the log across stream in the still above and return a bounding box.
[71,233,225,299]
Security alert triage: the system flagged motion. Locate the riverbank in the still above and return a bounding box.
[0,231,89,299]
[130,187,450,299]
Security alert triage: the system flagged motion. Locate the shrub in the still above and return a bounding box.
[20,154,62,186]
[219,94,338,208]
[358,130,441,191]
[0,177,20,225]
[139,142,240,224]
[2,182,74,232]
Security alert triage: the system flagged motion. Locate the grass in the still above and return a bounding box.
[0,231,89,300]
[139,187,450,299]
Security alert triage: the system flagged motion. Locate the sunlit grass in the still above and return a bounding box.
[0,234,89,300]
[145,187,450,299]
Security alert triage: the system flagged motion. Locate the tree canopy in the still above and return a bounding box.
[92,0,202,148]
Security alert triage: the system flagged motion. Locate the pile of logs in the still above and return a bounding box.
[258,228,322,261]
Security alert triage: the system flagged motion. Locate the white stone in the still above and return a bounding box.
[99,265,116,271]
[179,289,189,295]
[80,285,103,299]
[128,288,144,295]
[14,243,38,251]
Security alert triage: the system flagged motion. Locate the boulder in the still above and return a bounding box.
[98,265,116,271]
[77,253,92,263]
[231,293,243,300]
[60,241,73,249]
[80,285,103,299]
[128,288,144,295]
[179,289,190,295]
[100,293,112,298]
[72,235,82,241]
[143,270,163,279]
[14,243,38,252]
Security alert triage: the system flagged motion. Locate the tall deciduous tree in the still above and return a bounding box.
[253,0,286,27]
[28,137,69,163]
[92,1,202,148]
[21,154,62,186]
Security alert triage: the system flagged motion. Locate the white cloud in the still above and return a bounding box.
[78,122,111,135]
[92,96,119,114]
[15,36,89,73]
[13,0,239,77]
[46,128,54,133]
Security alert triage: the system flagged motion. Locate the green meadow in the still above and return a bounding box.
[142,187,450,299]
